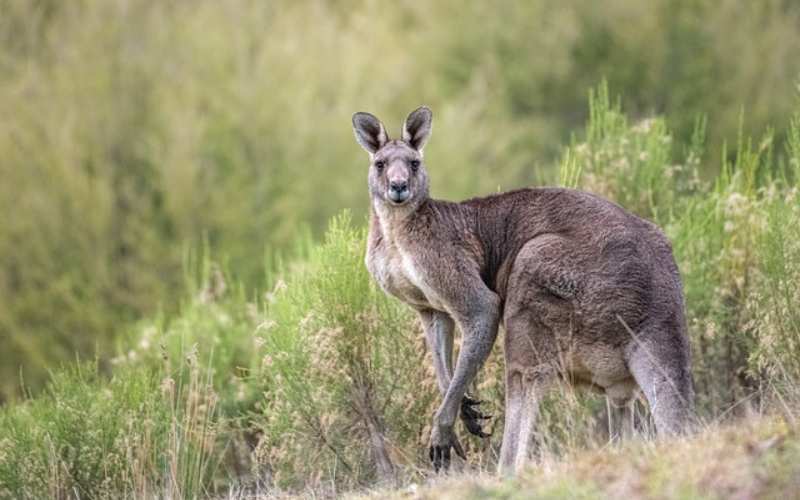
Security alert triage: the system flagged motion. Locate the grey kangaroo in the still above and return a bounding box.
[352,106,694,474]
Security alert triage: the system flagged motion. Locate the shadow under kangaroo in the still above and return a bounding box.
[352,106,694,475]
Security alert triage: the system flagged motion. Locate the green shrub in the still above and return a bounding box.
[0,360,219,499]
[252,214,435,489]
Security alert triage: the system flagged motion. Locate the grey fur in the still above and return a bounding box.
[352,107,694,474]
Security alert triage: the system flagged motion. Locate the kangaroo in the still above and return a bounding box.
[352,106,694,474]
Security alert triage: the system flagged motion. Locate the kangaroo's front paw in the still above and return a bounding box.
[428,423,465,472]
[460,396,492,438]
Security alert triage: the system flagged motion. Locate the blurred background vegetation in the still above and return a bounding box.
[3,0,800,401]
[2,0,800,496]
[0,0,788,390]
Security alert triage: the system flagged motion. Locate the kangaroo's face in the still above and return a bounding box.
[352,107,432,209]
[368,140,428,206]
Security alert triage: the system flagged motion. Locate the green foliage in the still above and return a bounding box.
[560,81,682,218]
[3,0,800,399]
[254,213,433,488]
[0,361,218,499]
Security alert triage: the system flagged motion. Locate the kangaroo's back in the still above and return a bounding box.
[460,188,676,303]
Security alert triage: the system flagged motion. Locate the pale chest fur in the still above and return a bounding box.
[366,216,445,311]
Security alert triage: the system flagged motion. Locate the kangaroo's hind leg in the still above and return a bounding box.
[626,322,695,436]
[498,308,558,475]
[498,362,555,475]
[606,396,634,442]
[499,236,576,474]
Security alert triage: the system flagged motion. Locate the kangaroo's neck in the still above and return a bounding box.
[370,197,477,248]
[371,198,421,243]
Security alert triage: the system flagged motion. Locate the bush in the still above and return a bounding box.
[0,360,217,499]
[253,214,435,489]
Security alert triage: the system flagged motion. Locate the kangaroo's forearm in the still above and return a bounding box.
[421,309,455,396]
[435,294,501,425]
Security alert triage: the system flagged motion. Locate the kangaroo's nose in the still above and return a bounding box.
[390,180,408,193]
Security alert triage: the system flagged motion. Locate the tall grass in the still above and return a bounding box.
[0,360,218,499]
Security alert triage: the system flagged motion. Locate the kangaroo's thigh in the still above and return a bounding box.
[503,236,578,368]
[506,234,584,303]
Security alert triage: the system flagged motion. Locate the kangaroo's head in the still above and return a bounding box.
[352,106,432,212]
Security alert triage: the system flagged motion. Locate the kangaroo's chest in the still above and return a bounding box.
[367,240,445,311]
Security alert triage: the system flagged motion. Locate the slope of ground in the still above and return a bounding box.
[355,416,799,500]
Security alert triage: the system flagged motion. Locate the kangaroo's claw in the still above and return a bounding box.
[460,395,492,437]
[429,427,465,473]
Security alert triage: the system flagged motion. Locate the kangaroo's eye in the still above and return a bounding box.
[410,159,420,172]
[374,160,385,171]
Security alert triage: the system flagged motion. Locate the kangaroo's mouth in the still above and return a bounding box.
[387,189,410,204]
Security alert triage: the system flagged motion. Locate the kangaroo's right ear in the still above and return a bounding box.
[402,106,432,152]
[352,112,389,154]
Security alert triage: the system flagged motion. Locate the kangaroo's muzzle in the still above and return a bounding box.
[388,180,410,203]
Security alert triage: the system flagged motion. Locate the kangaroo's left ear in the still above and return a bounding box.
[353,112,389,154]
[402,106,432,152]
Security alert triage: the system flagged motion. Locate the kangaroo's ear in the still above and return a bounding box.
[352,112,389,154]
[402,106,432,152]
